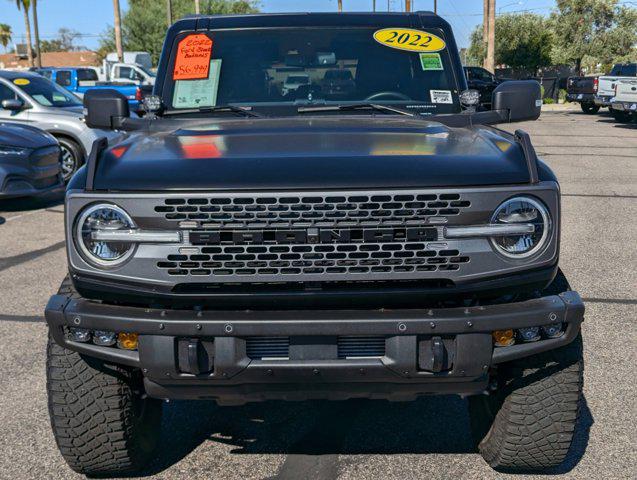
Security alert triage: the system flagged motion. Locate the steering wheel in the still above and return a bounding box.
[364,91,411,101]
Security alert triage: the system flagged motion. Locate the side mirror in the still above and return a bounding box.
[492,80,541,122]
[1,99,24,111]
[83,89,130,129]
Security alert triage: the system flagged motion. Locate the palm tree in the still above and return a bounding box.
[0,23,12,53]
[32,0,41,67]
[14,0,34,67]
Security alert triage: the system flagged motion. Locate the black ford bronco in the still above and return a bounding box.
[45,12,585,476]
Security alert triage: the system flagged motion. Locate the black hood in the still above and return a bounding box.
[0,122,56,149]
[94,116,532,191]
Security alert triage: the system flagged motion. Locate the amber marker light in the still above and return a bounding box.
[117,332,139,350]
[492,329,515,347]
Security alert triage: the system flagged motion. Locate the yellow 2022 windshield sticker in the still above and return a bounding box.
[373,28,446,53]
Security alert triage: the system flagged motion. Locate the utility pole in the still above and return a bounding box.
[434,0,438,14]
[373,0,376,12]
[195,0,200,14]
[338,0,343,12]
[32,0,41,68]
[167,0,173,27]
[112,0,123,63]
[485,0,496,73]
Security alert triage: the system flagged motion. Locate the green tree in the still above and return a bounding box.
[13,0,34,66]
[549,0,636,73]
[98,0,259,65]
[466,13,553,72]
[0,23,12,52]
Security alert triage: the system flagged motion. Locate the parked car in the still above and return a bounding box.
[610,78,637,122]
[0,70,121,181]
[594,62,637,109]
[0,121,63,198]
[566,75,600,113]
[105,51,153,73]
[281,73,310,96]
[321,69,356,97]
[45,12,584,477]
[36,67,143,113]
[463,66,502,108]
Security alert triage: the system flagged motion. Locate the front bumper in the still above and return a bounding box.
[566,93,595,103]
[45,290,584,404]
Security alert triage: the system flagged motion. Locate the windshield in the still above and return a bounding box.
[167,27,460,114]
[14,76,82,107]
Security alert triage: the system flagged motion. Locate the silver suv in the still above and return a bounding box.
[0,70,120,181]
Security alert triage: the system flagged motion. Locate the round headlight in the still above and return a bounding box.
[75,204,136,267]
[490,196,550,258]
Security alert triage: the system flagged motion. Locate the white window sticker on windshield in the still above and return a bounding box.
[32,94,52,106]
[430,89,452,104]
[173,59,222,109]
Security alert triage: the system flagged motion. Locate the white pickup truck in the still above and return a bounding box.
[594,62,636,109]
[610,78,637,122]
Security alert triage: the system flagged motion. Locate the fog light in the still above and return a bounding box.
[541,322,564,339]
[93,330,116,346]
[492,329,515,347]
[517,326,541,342]
[69,328,91,343]
[117,332,139,350]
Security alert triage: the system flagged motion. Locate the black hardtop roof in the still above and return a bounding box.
[169,11,451,32]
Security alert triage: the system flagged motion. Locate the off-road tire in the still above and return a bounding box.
[46,279,161,476]
[580,103,599,114]
[468,333,584,473]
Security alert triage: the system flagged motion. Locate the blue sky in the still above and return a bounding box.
[0,0,596,52]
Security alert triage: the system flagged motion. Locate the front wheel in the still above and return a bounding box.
[468,334,584,473]
[580,103,599,114]
[57,137,83,183]
[47,334,162,476]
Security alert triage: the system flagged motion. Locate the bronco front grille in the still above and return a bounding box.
[158,244,470,277]
[154,193,471,227]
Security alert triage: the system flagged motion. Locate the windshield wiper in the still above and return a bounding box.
[163,105,261,118]
[298,103,415,117]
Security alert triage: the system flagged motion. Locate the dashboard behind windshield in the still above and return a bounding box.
[165,27,461,114]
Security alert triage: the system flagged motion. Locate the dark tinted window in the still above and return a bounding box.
[610,64,622,76]
[117,66,132,78]
[77,69,98,81]
[56,70,72,87]
[623,64,636,76]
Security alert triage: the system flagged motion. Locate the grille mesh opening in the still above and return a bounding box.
[154,193,471,226]
[338,335,386,358]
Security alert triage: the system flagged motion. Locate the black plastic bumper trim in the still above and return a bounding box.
[45,290,584,371]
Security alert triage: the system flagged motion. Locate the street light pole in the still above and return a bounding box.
[112,0,123,63]
[485,0,496,73]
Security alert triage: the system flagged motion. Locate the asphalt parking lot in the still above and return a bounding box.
[0,107,635,479]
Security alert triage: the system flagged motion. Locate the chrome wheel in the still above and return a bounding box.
[60,144,77,181]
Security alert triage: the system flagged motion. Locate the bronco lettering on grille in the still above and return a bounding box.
[189,227,438,245]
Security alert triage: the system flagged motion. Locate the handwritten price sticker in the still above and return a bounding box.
[173,34,213,80]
